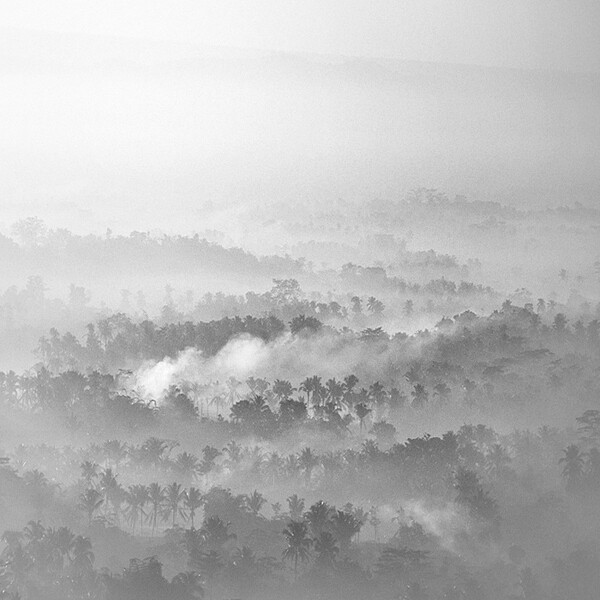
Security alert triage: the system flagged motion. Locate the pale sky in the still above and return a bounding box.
[2,0,600,72]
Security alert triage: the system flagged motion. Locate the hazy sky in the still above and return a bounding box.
[2,0,600,72]
[2,0,599,228]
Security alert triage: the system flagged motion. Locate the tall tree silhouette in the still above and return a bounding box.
[282,520,312,580]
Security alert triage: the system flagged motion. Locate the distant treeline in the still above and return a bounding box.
[1,220,305,280]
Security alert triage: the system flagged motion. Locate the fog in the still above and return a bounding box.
[1,8,600,600]
[2,29,600,238]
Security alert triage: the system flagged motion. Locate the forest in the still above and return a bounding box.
[2,8,600,597]
[0,196,599,599]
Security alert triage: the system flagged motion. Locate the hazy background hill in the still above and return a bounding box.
[1,29,599,239]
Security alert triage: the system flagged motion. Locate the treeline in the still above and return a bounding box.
[31,301,600,391]
[36,314,287,372]
[1,219,305,281]
[336,264,496,299]
[4,413,600,599]
[0,303,591,442]
[11,424,568,506]
[0,518,203,600]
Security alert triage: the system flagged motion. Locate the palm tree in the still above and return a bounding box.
[304,501,333,538]
[299,377,314,404]
[263,452,283,488]
[411,384,429,409]
[147,483,166,535]
[273,379,295,402]
[181,380,205,417]
[80,461,99,486]
[560,444,586,491]
[222,440,243,466]
[285,453,301,479]
[331,510,362,554]
[244,490,266,517]
[98,468,120,519]
[298,447,319,486]
[225,376,243,404]
[352,506,368,542]
[282,521,312,580]
[312,377,326,408]
[246,376,270,397]
[325,378,344,407]
[355,403,372,434]
[209,392,227,418]
[165,482,187,527]
[174,451,201,482]
[24,519,45,544]
[485,444,511,478]
[184,487,204,528]
[313,531,338,572]
[103,439,128,470]
[97,318,114,348]
[46,526,75,570]
[200,516,236,552]
[369,506,381,541]
[139,437,170,468]
[70,535,95,577]
[287,494,305,520]
[343,374,359,393]
[367,296,384,314]
[201,445,222,476]
[350,296,362,314]
[124,484,149,535]
[300,376,322,406]
[78,488,103,527]
[369,381,386,409]
[433,382,451,405]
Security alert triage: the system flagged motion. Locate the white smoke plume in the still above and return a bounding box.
[403,499,465,552]
[131,324,437,406]
[135,335,274,400]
